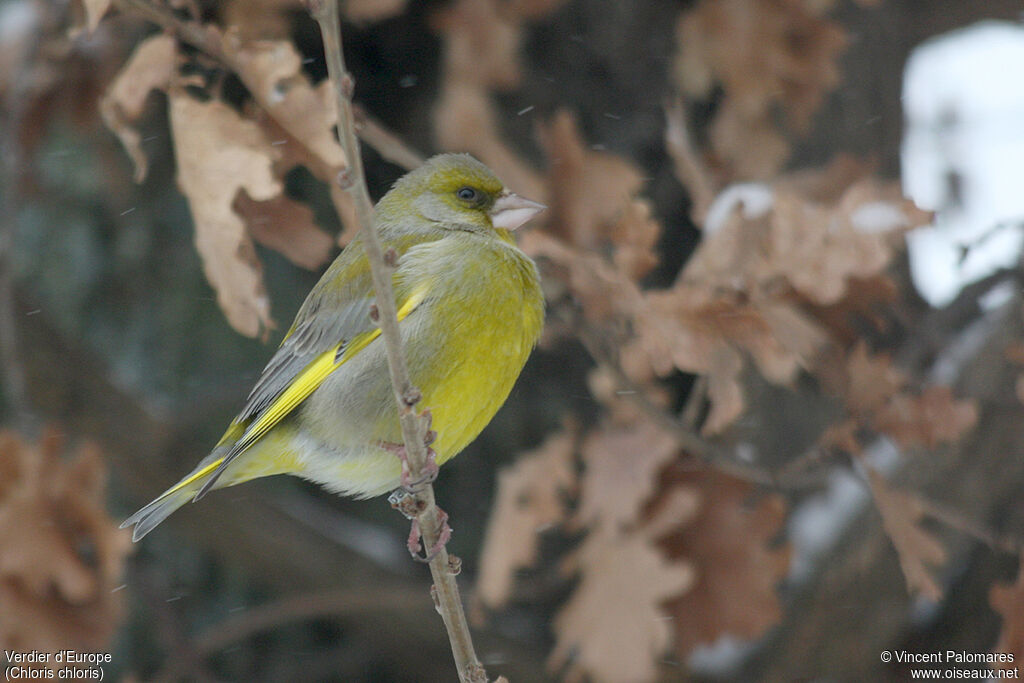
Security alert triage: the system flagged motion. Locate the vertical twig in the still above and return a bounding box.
[664,97,716,227]
[306,2,488,681]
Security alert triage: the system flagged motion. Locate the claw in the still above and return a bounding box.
[379,438,440,494]
[406,508,452,563]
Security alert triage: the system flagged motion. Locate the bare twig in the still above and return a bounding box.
[664,97,716,227]
[571,313,827,490]
[112,0,418,171]
[354,105,425,171]
[154,585,428,681]
[113,0,227,61]
[307,2,487,681]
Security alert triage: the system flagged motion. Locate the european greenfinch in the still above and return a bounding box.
[122,154,545,541]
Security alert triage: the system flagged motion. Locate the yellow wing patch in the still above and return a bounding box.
[163,457,225,498]
[229,284,429,459]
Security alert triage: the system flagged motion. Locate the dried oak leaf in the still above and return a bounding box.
[843,342,906,415]
[224,31,361,244]
[768,180,928,305]
[659,468,790,655]
[0,428,132,655]
[223,0,298,40]
[675,0,847,178]
[539,110,645,250]
[875,385,978,450]
[475,429,576,610]
[169,91,280,338]
[80,0,111,34]
[521,230,644,323]
[586,366,672,426]
[574,420,680,531]
[100,34,177,182]
[865,467,946,601]
[232,190,334,270]
[990,560,1024,673]
[344,0,408,23]
[224,36,347,173]
[431,0,522,90]
[623,287,825,434]
[689,174,925,306]
[707,102,792,181]
[549,524,696,683]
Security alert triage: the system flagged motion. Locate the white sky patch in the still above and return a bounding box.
[902,21,1024,307]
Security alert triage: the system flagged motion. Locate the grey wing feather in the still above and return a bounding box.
[237,294,377,422]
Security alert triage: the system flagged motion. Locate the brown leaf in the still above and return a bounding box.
[223,0,299,40]
[574,420,679,531]
[225,36,347,172]
[432,0,522,90]
[708,101,792,180]
[549,524,695,683]
[865,468,947,601]
[100,35,177,182]
[0,427,131,656]
[661,468,790,655]
[624,287,825,434]
[844,342,906,415]
[540,109,645,248]
[169,91,281,338]
[990,559,1024,673]
[644,486,701,539]
[674,0,847,179]
[345,0,408,23]
[768,181,924,305]
[875,386,979,449]
[233,190,334,270]
[81,0,111,33]
[520,230,644,323]
[475,429,576,610]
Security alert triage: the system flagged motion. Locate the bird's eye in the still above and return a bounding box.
[456,187,479,202]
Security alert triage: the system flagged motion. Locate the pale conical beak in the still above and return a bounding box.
[490,191,546,230]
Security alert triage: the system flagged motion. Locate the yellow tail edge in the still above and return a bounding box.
[120,458,224,542]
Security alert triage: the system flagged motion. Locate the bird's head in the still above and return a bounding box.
[378,153,545,236]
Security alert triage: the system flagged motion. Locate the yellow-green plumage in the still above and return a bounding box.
[123,154,544,541]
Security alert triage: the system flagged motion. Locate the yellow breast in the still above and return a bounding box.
[404,235,544,463]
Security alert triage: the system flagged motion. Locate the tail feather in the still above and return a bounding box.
[121,457,224,542]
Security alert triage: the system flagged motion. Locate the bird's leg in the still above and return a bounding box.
[405,508,452,562]
[388,490,453,562]
[378,409,439,493]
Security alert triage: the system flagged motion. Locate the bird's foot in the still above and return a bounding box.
[379,417,439,494]
[405,508,451,563]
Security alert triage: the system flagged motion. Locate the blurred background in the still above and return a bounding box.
[2,0,1024,681]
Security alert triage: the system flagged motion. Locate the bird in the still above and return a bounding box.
[122,153,546,543]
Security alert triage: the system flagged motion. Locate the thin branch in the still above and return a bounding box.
[664,97,716,227]
[111,0,418,170]
[354,105,425,171]
[915,495,1024,557]
[154,585,429,681]
[113,0,227,61]
[571,313,827,490]
[307,2,487,682]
